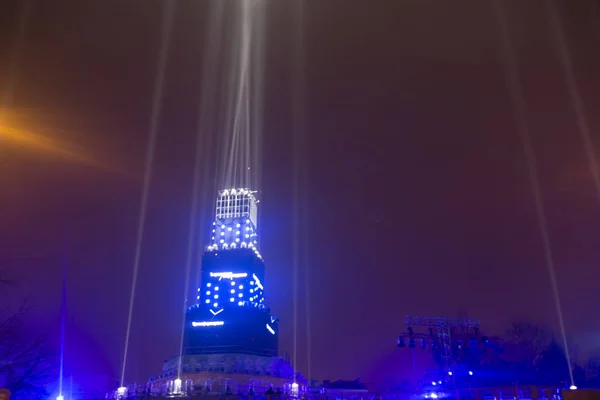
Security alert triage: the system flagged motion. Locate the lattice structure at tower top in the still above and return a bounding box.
[207,188,261,259]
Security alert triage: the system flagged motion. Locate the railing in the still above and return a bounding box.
[109,385,564,400]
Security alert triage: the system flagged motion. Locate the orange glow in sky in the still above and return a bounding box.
[0,110,129,176]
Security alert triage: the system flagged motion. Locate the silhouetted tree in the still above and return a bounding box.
[507,322,551,367]
[0,303,56,399]
[535,338,571,385]
[572,364,586,388]
[502,322,586,387]
[504,321,553,384]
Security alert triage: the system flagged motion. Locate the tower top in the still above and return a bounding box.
[207,188,261,259]
[216,188,258,225]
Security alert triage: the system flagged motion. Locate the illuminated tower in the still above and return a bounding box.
[144,188,299,395]
[183,188,279,356]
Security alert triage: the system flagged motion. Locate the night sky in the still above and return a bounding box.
[2,0,600,386]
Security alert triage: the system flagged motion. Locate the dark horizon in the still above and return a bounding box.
[2,0,600,385]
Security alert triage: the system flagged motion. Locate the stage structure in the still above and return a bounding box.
[397,316,484,371]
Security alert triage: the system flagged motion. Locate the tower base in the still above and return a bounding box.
[145,354,303,397]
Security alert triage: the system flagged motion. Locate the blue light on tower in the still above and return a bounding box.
[206,189,261,258]
[198,268,265,310]
[184,187,279,357]
[201,191,266,311]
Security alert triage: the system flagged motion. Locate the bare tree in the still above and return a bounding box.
[0,301,56,399]
[506,321,552,369]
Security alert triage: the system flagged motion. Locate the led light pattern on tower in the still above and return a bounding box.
[207,188,260,258]
[197,272,265,310]
[185,187,278,356]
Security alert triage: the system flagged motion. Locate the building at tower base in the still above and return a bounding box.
[145,353,299,396]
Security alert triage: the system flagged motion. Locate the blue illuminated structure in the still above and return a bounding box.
[184,188,279,357]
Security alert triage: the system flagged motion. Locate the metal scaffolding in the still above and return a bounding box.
[400,316,480,370]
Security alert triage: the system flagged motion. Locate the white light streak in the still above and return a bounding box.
[253,273,263,290]
[210,272,248,279]
[192,321,224,327]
